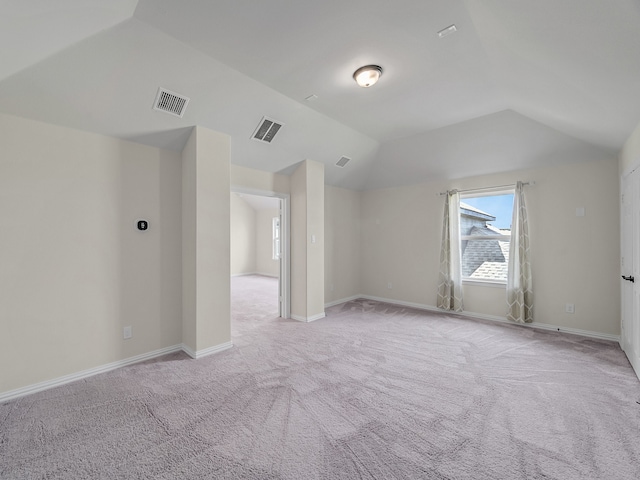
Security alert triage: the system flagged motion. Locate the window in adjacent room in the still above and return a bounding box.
[272,217,280,260]
[460,191,514,284]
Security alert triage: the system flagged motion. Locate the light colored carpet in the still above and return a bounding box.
[2,288,640,479]
[231,274,280,337]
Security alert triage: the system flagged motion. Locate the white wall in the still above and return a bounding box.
[256,208,280,277]
[620,121,640,174]
[361,157,620,336]
[325,185,361,305]
[0,113,182,394]
[230,194,257,275]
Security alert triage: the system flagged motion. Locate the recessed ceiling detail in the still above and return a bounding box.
[252,116,283,143]
[336,156,351,167]
[153,88,189,118]
[437,24,457,38]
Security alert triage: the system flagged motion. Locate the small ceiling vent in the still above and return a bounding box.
[252,116,283,143]
[336,156,351,167]
[153,88,189,118]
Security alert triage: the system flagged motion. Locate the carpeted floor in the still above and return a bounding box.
[2,281,640,479]
[231,274,280,337]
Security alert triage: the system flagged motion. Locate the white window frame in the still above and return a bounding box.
[460,188,514,286]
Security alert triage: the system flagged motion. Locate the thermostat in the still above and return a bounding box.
[137,220,149,231]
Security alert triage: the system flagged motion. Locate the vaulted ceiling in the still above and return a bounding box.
[1,0,638,189]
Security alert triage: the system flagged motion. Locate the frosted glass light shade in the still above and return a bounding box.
[353,65,383,87]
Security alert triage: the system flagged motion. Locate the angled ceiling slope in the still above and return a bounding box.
[0,1,636,191]
[0,0,138,81]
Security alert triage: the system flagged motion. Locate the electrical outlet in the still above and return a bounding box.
[387,282,392,289]
[565,304,575,314]
[123,326,132,339]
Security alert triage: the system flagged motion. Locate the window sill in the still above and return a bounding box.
[462,279,506,289]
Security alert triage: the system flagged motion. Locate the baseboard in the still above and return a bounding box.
[325,295,361,308]
[231,272,258,277]
[255,272,279,278]
[181,341,233,359]
[358,295,621,343]
[1,339,237,404]
[627,351,640,382]
[291,312,326,323]
[0,344,183,404]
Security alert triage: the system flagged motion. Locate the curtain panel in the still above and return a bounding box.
[437,191,463,312]
[507,181,533,323]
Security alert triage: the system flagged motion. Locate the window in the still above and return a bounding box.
[460,191,514,283]
[272,217,280,260]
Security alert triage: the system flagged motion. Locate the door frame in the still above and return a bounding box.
[230,186,290,319]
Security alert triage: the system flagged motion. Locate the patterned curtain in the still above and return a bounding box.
[437,191,463,312]
[507,181,533,323]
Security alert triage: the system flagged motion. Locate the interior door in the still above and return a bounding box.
[621,168,640,378]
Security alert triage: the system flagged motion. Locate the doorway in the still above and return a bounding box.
[230,189,290,334]
[621,167,640,379]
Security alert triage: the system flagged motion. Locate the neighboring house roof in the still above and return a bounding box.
[460,202,496,222]
[462,225,511,280]
[486,224,511,235]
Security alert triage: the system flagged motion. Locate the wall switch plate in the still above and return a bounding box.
[123,326,132,339]
[575,207,585,217]
[565,304,575,314]
[387,282,392,289]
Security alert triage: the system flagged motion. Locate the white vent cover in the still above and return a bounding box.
[153,88,189,118]
[252,116,283,143]
[336,156,351,167]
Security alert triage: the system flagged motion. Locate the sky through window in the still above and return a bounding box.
[462,194,514,229]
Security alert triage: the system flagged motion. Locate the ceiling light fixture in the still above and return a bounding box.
[353,65,383,88]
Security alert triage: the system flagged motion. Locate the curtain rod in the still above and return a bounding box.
[438,181,535,196]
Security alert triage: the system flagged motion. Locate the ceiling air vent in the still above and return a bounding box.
[252,116,283,143]
[336,156,351,167]
[153,88,189,118]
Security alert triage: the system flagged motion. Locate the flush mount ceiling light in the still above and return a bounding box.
[353,65,383,88]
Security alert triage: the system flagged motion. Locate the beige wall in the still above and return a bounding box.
[361,157,621,336]
[291,160,325,320]
[0,113,182,394]
[1,110,622,397]
[231,164,290,194]
[182,126,231,353]
[230,194,257,275]
[325,185,361,304]
[256,208,280,277]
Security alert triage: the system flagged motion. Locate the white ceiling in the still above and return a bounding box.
[0,0,637,190]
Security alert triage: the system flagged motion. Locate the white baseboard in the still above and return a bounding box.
[0,344,183,404]
[232,272,279,278]
[1,340,236,404]
[291,312,326,323]
[255,272,279,278]
[358,295,621,343]
[182,341,233,359]
[325,295,361,308]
